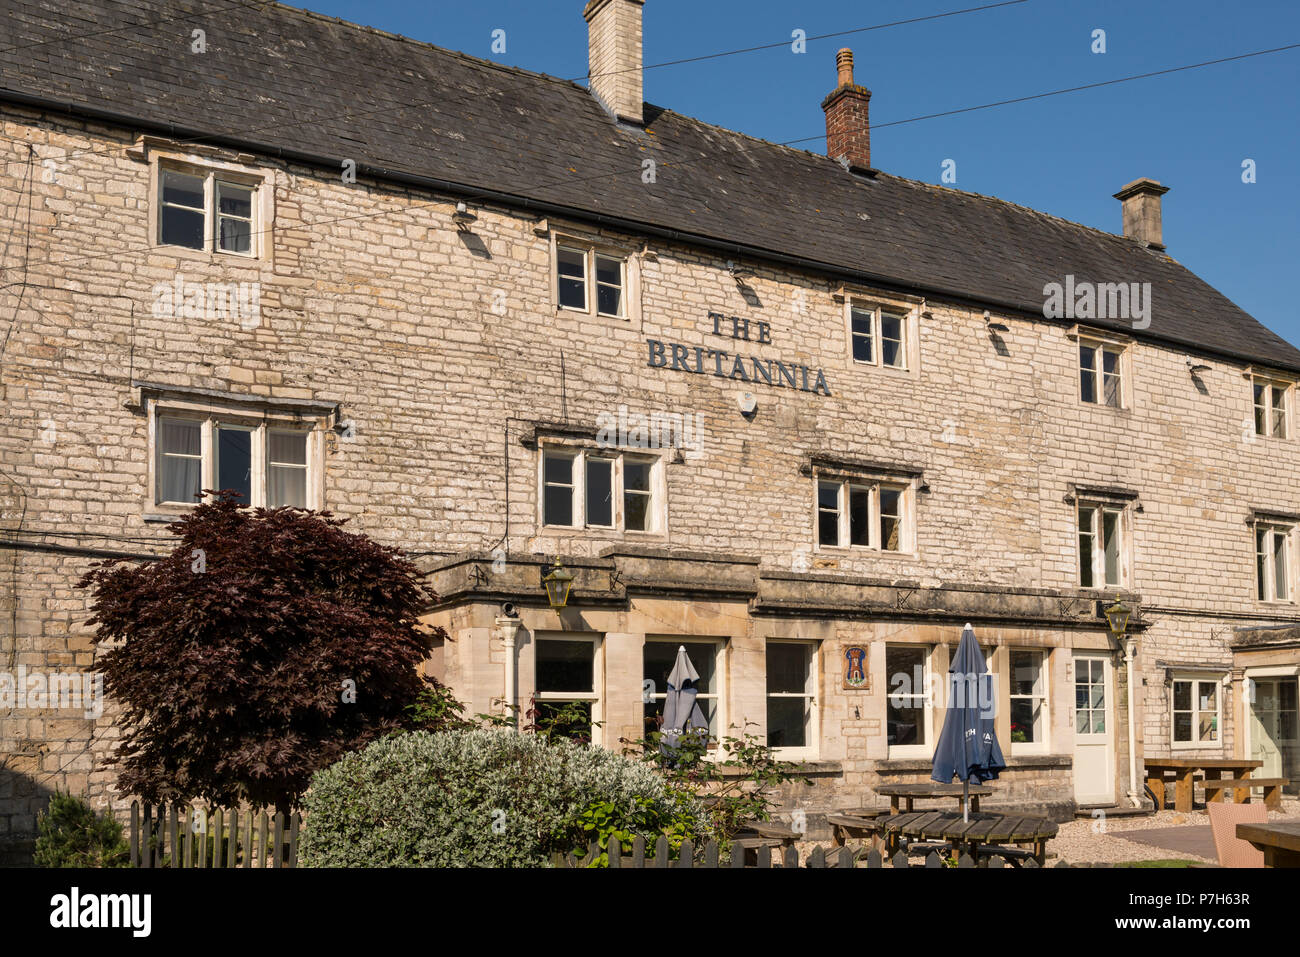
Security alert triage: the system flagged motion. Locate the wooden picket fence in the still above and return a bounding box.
[128,801,302,868]
[558,835,1074,868]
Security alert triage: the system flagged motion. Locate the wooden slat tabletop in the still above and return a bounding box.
[1237,822,1300,853]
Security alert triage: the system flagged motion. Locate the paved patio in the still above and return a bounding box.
[1108,824,1216,860]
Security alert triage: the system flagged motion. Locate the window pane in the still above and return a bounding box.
[624,460,651,492]
[887,699,924,746]
[1010,697,1040,743]
[1010,651,1041,697]
[1255,384,1267,435]
[1102,510,1120,585]
[585,458,613,527]
[161,206,204,249]
[557,247,585,309]
[1199,712,1218,742]
[625,491,650,532]
[657,642,715,694]
[218,216,251,253]
[1274,533,1289,600]
[162,170,204,209]
[880,314,903,367]
[595,256,621,286]
[536,700,592,742]
[1258,528,1269,600]
[217,183,252,218]
[161,419,201,456]
[1101,349,1119,375]
[766,643,809,695]
[544,485,573,526]
[1199,683,1217,711]
[596,283,622,317]
[879,487,901,551]
[543,452,572,486]
[848,486,870,546]
[268,465,306,508]
[850,310,874,363]
[1272,387,1287,438]
[1173,682,1191,710]
[1079,345,1096,403]
[536,639,594,694]
[1078,507,1095,587]
[269,431,307,465]
[1103,372,1121,408]
[886,645,926,746]
[1173,712,1192,742]
[216,427,252,503]
[767,697,807,749]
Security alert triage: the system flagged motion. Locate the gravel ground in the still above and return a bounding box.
[1047,798,1300,865]
[787,798,1300,866]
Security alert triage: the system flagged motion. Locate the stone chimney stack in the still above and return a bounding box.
[585,0,645,126]
[1113,178,1170,250]
[822,48,872,172]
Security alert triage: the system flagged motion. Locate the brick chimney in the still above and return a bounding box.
[822,48,872,172]
[1113,178,1170,250]
[584,0,645,125]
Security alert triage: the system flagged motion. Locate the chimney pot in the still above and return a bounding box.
[836,48,854,87]
[822,47,872,172]
[1113,177,1170,250]
[584,0,646,126]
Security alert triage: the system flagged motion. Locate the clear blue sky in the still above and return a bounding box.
[299,0,1300,347]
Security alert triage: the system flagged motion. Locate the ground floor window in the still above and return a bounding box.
[886,644,931,755]
[1171,676,1220,747]
[1010,649,1048,751]
[642,639,721,745]
[766,641,817,755]
[534,636,600,743]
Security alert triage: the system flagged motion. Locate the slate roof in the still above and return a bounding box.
[3,0,1298,369]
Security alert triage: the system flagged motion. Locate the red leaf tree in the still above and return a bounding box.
[79,492,446,813]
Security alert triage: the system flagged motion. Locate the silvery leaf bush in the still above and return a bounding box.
[298,728,704,867]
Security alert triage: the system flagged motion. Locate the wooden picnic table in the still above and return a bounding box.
[1144,758,1263,813]
[732,821,800,866]
[879,811,1058,866]
[874,782,994,814]
[1236,822,1300,868]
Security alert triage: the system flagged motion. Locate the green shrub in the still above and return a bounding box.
[33,791,130,868]
[298,728,705,867]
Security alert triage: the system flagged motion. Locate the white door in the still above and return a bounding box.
[1073,653,1116,805]
[1249,678,1298,791]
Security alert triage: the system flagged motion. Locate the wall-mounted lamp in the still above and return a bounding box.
[541,559,574,611]
[452,200,477,230]
[984,310,1010,333]
[1186,358,1211,375]
[726,260,754,282]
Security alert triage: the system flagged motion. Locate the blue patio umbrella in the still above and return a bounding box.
[659,645,708,763]
[931,623,1006,821]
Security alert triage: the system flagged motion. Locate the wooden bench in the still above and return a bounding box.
[974,844,1036,867]
[827,813,884,850]
[1203,777,1288,810]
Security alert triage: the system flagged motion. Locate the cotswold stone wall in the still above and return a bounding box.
[1,103,1297,849]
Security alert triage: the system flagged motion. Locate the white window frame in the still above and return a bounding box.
[552,238,629,320]
[1255,521,1295,604]
[1078,337,1127,408]
[765,639,819,760]
[539,444,665,535]
[533,633,604,746]
[1170,674,1223,750]
[1008,648,1050,755]
[147,399,322,511]
[886,643,934,758]
[814,474,914,554]
[156,160,264,259]
[1252,377,1291,439]
[1077,500,1129,588]
[643,637,725,752]
[847,301,911,371]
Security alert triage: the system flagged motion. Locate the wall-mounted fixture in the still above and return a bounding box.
[1186,358,1211,375]
[452,200,477,229]
[984,310,1010,333]
[542,559,574,611]
[737,391,757,416]
[726,260,754,282]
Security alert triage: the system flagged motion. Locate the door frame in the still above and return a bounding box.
[1072,651,1117,806]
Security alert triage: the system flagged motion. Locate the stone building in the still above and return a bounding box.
[1,0,1298,856]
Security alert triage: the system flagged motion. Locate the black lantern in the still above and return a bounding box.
[542,559,574,611]
[1103,595,1132,641]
